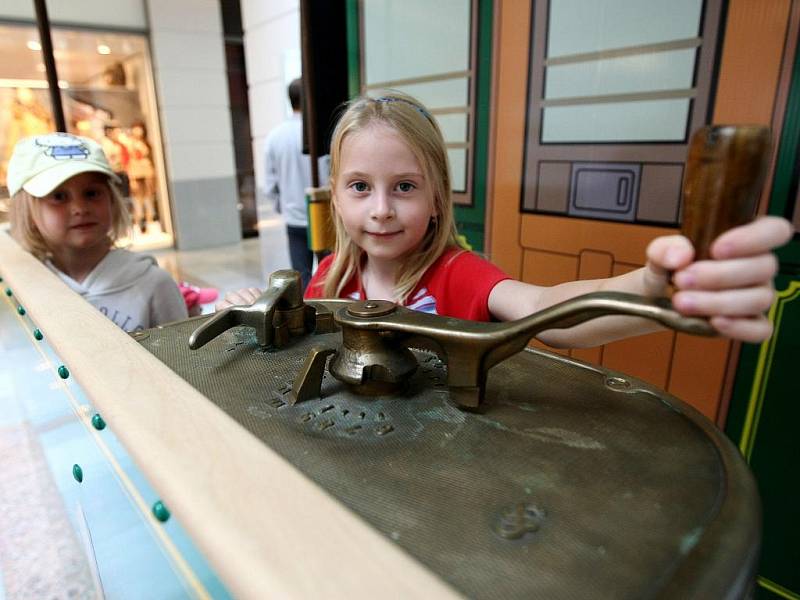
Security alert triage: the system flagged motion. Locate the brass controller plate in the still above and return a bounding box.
[137,316,758,599]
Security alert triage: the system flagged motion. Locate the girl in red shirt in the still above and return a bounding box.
[221,93,791,347]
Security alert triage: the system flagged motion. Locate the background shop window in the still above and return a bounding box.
[0,24,172,249]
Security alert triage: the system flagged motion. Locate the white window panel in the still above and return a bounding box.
[379,77,469,111]
[545,48,696,99]
[435,113,469,144]
[448,148,467,192]
[547,0,702,58]
[542,99,691,143]
[363,0,470,84]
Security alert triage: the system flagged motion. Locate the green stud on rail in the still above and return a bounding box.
[152,500,170,522]
[57,365,69,379]
[4,288,11,297]
[17,306,26,315]
[33,329,43,340]
[91,414,106,431]
[72,464,83,483]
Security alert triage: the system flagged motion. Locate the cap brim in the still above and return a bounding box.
[22,161,122,197]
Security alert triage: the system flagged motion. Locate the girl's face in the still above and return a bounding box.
[32,172,113,255]
[334,123,436,268]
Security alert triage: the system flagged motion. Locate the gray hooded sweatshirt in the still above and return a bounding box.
[47,249,188,332]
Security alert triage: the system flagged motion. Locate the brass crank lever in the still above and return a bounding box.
[186,271,713,410]
[291,293,715,410]
[188,270,338,350]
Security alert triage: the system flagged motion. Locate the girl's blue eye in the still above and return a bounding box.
[397,182,415,192]
[352,182,368,192]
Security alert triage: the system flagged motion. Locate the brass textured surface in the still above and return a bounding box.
[138,316,758,599]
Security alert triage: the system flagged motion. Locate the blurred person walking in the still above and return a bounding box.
[263,78,328,290]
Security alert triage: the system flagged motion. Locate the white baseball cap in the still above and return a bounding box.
[7,132,121,197]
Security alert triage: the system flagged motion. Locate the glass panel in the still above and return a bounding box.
[542,99,690,142]
[363,0,470,84]
[0,24,170,248]
[436,113,468,144]
[372,77,468,111]
[545,48,696,99]
[448,148,467,192]
[0,292,231,598]
[547,0,703,57]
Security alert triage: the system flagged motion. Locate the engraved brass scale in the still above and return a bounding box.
[135,127,767,599]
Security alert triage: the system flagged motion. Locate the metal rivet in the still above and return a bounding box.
[58,365,70,379]
[91,414,106,430]
[72,464,83,483]
[152,500,170,522]
[605,377,630,390]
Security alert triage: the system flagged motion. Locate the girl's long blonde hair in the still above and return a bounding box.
[9,177,131,260]
[319,92,465,301]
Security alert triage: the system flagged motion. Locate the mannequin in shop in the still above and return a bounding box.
[122,121,158,234]
[2,88,53,190]
[100,122,129,189]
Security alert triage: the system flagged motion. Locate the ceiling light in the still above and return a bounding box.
[97,44,111,55]
[27,40,42,51]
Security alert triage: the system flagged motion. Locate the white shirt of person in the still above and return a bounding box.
[263,112,330,228]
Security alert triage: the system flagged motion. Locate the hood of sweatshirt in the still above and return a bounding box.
[47,249,158,298]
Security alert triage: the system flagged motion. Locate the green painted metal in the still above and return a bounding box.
[92,414,107,431]
[726,34,800,600]
[152,500,171,523]
[346,0,360,98]
[454,0,494,253]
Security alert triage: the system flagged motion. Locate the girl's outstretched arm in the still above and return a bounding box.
[487,216,793,348]
[216,287,262,311]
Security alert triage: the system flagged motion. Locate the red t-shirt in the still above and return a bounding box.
[304,248,510,322]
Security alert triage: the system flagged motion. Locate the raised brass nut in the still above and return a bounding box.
[346,300,397,318]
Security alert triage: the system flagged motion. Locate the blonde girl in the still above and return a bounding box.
[221,93,792,346]
[8,132,187,331]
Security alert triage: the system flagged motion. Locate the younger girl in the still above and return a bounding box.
[7,132,187,331]
[220,93,792,347]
